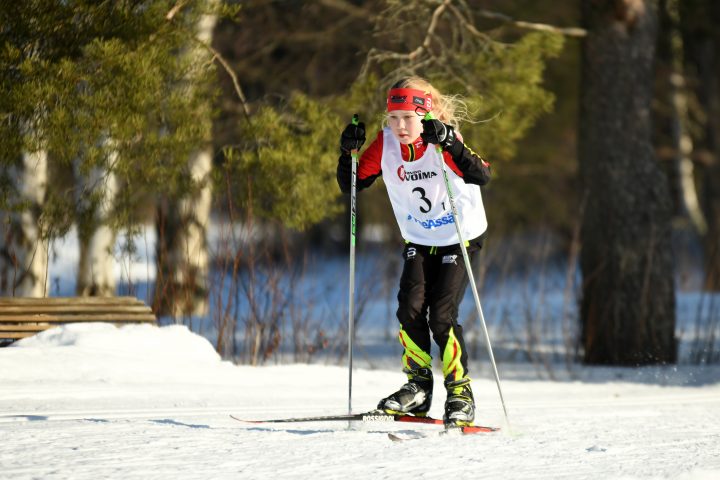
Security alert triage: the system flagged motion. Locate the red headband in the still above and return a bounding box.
[387,88,432,113]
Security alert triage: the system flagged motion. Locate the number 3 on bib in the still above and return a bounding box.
[412,187,432,213]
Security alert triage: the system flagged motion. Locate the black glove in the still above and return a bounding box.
[421,118,456,151]
[340,121,366,155]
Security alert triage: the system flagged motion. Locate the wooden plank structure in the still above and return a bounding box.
[0,296,157,344]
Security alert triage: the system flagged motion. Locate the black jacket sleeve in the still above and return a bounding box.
[446,138,491,186]
[336,152,381,193]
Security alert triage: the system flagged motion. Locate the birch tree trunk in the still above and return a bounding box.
[153,8,216,318]
[679,0,720,290]
[667,74,706,233]
[579,0,677,365]
[664,0,706,235]
[75,143,119,297]
[0,150,49,297]
[154,150,213,317]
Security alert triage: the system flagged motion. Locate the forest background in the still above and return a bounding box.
[1,0,719,371]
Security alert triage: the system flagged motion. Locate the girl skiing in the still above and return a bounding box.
[336,77,491,427]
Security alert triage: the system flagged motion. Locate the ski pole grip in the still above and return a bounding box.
[423,112,443,153]
[349,114,361,157]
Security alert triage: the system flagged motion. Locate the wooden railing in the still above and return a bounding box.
[0,297,157,344]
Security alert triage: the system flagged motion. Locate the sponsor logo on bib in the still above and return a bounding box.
[396,165,437,182]
[406,212,455,230]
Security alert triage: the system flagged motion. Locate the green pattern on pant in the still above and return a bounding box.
[398,326,466,387]
[398,328,432,371]
[442,326,466,385]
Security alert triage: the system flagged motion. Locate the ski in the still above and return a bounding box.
[230,410,499,439]
[388,425,498,442]
[230,410,445,426]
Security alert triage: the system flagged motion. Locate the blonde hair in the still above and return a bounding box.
[390,76,469,131]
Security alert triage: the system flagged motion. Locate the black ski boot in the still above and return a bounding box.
[443,378,475,427]
[377,367,433,416]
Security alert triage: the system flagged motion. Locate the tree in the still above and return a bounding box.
[153,2,218,317]
[655,0,706,237]
[214,1,570,240]
[579,0,676,364]
[75,139,120,297]
[0,149,49,296]
[677,0,720,290]
[0,1,220,300]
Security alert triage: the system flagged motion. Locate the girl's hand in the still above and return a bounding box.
[340,122,366,154]
[421,119,456,150]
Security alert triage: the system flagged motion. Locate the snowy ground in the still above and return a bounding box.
[4,226,718,478]
[1,323,719,479]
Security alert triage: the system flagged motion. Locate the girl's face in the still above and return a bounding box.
[387,110,423,144]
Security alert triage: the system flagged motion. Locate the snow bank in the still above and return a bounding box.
[15,322,219,362]
[4,323,231,384]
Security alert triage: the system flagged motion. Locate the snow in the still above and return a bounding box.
[5,225,720,477]
[1,323,719,479]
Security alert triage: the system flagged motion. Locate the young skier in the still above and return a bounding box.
[336,77,491,427]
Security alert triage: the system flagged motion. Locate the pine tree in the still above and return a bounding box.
[0,1,221,298]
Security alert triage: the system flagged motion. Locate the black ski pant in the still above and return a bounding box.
[396,235,483,384]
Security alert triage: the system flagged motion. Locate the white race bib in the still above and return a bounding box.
[380,128,487,246]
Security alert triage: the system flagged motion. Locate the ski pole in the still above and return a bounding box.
[347,113,360,415]
[424,112,510,427]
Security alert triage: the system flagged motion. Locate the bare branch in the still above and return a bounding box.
[360,0,584,93]
[197,39,252,125]
[360,0,450,75]
[164,4,252,125]
[475,9,587,38]
[446,3,494,44]
[166,0,189,21]
[416,0,451,59]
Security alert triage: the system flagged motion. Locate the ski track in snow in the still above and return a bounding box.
[1,324,719,479]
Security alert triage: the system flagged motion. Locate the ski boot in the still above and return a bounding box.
[443,377,475,427]
[377,367,433,416]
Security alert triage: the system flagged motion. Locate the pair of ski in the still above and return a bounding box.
[230,410,498,441]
